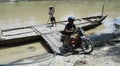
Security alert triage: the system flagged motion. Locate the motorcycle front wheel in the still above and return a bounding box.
[81,39,94,54]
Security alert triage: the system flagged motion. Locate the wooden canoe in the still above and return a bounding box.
[80,15,107,31]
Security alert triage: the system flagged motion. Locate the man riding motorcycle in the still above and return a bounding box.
[62,16,84,50]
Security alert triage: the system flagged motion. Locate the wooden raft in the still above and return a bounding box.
[0,15,107,53]
[41,32,62,53]
[33,24,64,54]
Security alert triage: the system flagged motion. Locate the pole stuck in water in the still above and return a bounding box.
[101,5,104,16]
[0,29,1,40]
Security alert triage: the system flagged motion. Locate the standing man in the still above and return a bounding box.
[48,6,56,27]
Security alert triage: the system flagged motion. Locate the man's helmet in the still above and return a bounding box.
[68,16,75,22]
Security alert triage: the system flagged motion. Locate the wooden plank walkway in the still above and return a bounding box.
[41,32,62,53]
[1,27,38,40]
[33,24,64,53]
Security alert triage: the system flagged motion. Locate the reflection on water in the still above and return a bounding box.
[100,17,120,33]
[101,20,116,33]
[0,1,120,29]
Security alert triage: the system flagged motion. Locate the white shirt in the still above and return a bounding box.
[49,8,55,18]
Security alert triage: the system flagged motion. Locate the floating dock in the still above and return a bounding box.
[0,24,65,53]
[0,15,107,54]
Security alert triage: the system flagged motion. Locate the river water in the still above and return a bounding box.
[0,1,120,64]
[0,1,120,29]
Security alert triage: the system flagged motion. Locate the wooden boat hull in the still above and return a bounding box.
[81,15,107,31]
[0,35,40,46]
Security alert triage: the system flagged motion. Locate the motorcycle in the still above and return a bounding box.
[60,28,94,54]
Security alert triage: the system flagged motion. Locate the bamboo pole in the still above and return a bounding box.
[101,5,104,16]
[0,29,1,40]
